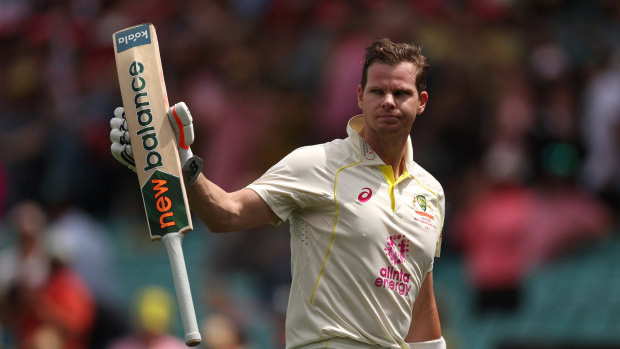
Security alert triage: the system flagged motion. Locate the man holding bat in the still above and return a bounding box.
[111,37,446,349]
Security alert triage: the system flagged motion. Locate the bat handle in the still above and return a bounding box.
[162,232,202,346]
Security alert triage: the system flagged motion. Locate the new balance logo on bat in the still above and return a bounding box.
[152,178,176,229]
[142,170,189,238]
[128,60,163,172]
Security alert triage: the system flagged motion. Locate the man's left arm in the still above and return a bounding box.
[405,270,446,348]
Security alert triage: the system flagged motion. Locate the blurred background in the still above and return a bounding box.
[1,0,620,348]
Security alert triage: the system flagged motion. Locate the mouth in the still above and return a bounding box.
[377,114,400,121]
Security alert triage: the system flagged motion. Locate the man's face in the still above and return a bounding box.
[357,62,428,139]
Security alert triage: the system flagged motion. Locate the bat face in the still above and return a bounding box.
[113,24,201,346]
[113,23,192,240]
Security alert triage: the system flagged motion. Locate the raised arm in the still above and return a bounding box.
[187,174,277,232]
[110,102,277,233]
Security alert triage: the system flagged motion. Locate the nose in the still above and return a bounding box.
[381,94,395,109]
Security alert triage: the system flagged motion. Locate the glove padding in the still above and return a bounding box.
[110,103,203,185]
[168,102,203,185]
[409,337,446,349]
[110,107,136,172]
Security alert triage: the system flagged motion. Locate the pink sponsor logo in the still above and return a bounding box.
[373,235,413,296]
[358,187,372,203]
[384,234,410,265]
[374,266,412,296]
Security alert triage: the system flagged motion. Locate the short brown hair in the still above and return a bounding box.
[361,38,429,95]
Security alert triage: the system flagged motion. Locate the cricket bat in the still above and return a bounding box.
[112,23,201,347]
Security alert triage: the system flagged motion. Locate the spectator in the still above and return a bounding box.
[0,200,96,349]
[108,286,187,349]
[451,154,534,315]
[579,49,620,207]
[202,313,246,349]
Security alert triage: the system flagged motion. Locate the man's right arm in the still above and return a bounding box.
[110,103,277,233]
[186,174,278,233]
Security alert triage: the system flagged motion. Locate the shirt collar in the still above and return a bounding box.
[345,115,415,173]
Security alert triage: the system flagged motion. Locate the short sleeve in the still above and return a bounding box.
[246,145,332,225]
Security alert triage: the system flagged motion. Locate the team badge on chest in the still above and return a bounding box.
[415,195,427,212]
[413,194,438,231]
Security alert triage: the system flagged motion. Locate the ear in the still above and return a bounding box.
[357,84,363,110]
[417,91,428,114]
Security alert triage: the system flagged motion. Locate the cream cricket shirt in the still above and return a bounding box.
[247,115,445,349]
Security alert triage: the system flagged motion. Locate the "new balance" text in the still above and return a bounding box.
[128,61,162,172]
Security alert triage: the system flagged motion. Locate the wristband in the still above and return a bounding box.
[182,155,203,186]
[408,336,446,349]
[177,146,203,186]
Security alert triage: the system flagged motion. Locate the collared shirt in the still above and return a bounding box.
[247,115,445,349]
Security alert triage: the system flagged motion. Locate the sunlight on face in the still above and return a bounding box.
[357,62,428,139]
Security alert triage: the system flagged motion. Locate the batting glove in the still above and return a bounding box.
[110,107,136,172]
[167,102,203,186]
[109,103,203,185]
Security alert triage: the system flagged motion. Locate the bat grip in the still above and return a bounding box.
[162,232,202,346]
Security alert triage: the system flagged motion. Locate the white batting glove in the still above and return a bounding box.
[409,337,446,349]
[110,107,136,172]
[167,102,203,186]
[109,103,203,185]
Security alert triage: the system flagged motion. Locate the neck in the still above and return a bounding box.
[361,131,408,178]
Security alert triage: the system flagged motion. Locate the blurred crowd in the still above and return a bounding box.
[1,0,620,348]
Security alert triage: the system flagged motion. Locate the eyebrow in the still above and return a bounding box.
[366,84,415,93]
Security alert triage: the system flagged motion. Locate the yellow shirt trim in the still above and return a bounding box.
[380,166,410,212]
[310,160,362,304]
